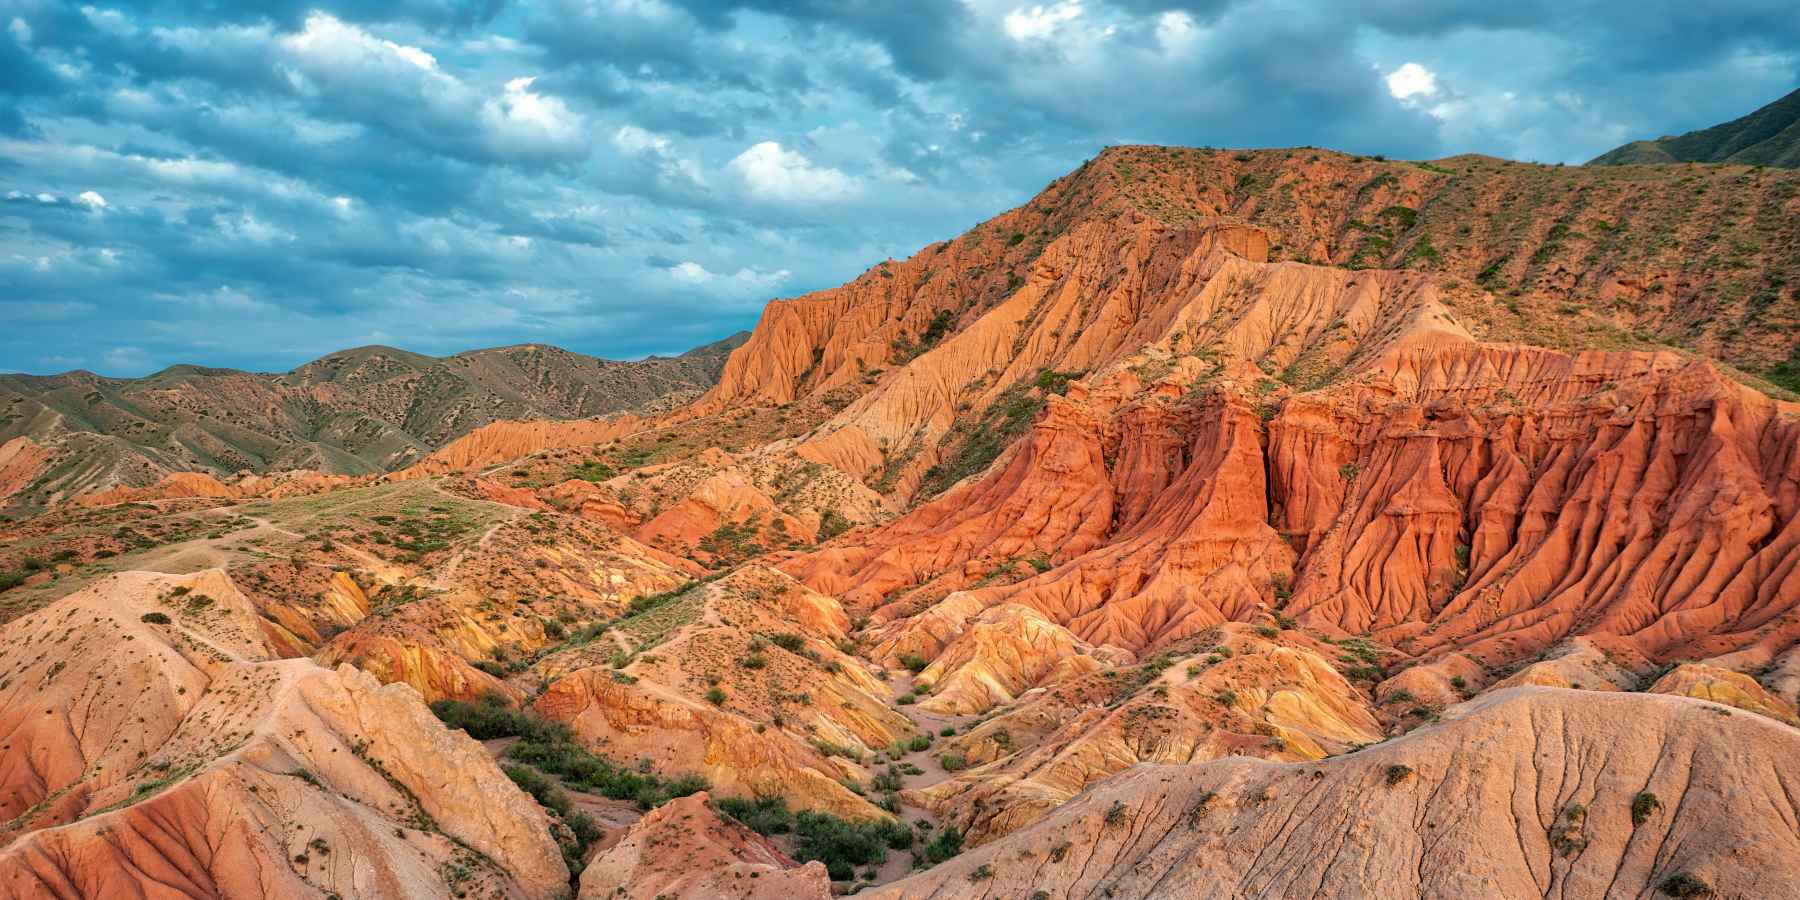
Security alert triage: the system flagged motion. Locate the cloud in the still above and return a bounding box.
[1004,2,1088,42]
[1385,62,1439,100]
[482,75,585,157]
[664,259,790,296]
[727,141,858,203]
[0,0,1793,376]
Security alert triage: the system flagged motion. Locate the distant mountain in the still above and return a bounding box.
[0,333,748,504]
[1589,87,1800,167]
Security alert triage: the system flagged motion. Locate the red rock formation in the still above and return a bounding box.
[396,416,648,479]
[0,438,48,505]
[530,567,916,820]
[913,625,1381,845]
[577,792,830,899]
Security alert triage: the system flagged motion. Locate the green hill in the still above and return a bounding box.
[1590,88,1800,168]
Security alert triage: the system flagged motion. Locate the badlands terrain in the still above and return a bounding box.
[1,143,1798,899]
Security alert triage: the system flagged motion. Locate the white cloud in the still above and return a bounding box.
[10,17,31,44]
[727,142,857,204]
[1155,11,1199,51]
[1386,62,1439,100]
[75,190,107,210]
[666,260,790,295]
[281,13,437,73]
[1003,1,1085,42]
[613,125,706,187]
[482,76,583,156]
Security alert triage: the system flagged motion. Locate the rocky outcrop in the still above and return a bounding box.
[395,416,648,479]
[530,567,917,820]
[912,604,1131,715]
[1648,662,1800,725]
[315,512,696,702]
[873,688,1800,899]
[0,569,567,899]
[913,626,1381,845]
[71,469,365,507]
[576,792,830,900]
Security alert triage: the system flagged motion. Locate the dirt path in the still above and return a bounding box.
[124,514,292,574]
[431,512,520,590]
[856,669,988,885]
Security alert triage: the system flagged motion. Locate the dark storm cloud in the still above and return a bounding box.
[0,0,1793,376]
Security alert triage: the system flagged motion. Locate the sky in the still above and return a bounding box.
[0,1,1795,377]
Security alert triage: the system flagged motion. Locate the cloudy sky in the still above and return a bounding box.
[1,1,1794,376]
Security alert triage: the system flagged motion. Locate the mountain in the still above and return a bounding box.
[1590,86,1800,167]
[0,333,747,509]
[1,146,1798,899]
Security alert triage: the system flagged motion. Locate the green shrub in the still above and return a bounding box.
[568,460,616,482]
[899,654,928,673]
[1658,872,1712,897]
[140,612,172,625]
[939,753,967,772]
[818,509,850,541]
[1632,792,1660,825]
[767,632,806,653]
[1384,764,1413,785]
[433,695,706,811]
[706,687,727,705]
[922,825,963,864]
[716,795,794,834]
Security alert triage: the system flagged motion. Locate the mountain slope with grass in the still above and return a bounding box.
[1590,87,1800,168]
[0,333,747,510]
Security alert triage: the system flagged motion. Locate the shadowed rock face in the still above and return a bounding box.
[871,688,1800,900]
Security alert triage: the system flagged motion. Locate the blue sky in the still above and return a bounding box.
[1,0,1794,376]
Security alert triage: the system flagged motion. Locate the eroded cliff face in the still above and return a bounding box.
[0,570,567,899]
[871,688,1800,900]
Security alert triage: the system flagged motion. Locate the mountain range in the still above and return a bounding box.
[0,333,746,511]
[0,97,1797,900]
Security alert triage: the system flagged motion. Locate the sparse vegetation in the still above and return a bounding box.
[1659,872,1714,898]
[716,795,911,882]
[431,694,706,810]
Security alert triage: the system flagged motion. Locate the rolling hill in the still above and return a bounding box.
[1590,86,1800,167]
[0,333,746,509]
